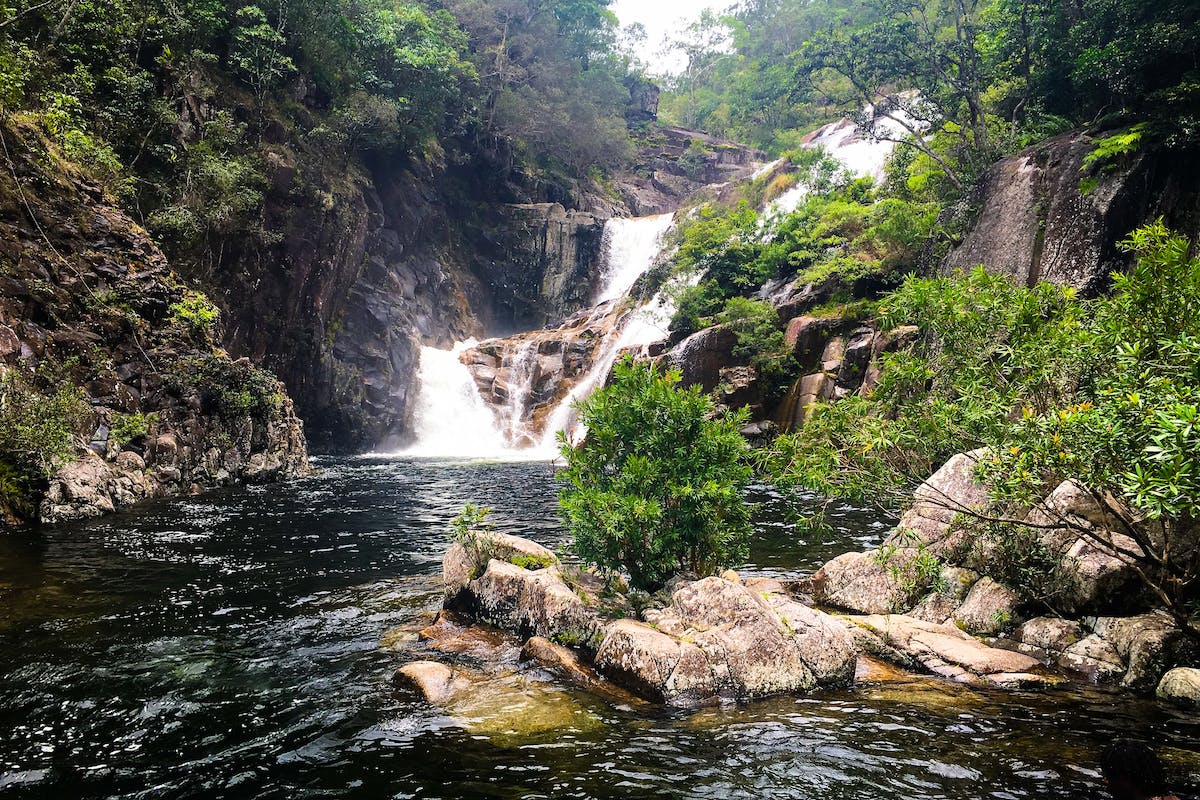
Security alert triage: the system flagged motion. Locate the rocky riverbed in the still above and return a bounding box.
[391,454,1200,714]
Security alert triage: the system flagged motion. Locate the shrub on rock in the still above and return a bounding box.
[557,357,753,591]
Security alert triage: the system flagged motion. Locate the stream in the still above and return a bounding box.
[1,457,1197,799]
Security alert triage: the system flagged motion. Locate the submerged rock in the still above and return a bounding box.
[394,661,473,704]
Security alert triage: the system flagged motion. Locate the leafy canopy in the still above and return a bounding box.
[557,358,753,591]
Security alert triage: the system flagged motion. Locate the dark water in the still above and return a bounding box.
[0,458,1197,799]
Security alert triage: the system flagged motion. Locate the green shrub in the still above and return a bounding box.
[769,222,1200,631]
[0,370,89,518]
[168,291,220,339]
[450,503,496,579]
[109,412,158,448]
[557,358,753,591]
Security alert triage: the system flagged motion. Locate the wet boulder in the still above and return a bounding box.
[1156,667,1200,709]
[844,613,1057,689]
[594,576,856,706]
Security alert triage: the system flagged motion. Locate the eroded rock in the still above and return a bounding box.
[595,577,855,705]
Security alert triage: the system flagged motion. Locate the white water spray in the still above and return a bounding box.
[771,103,924,215]
[594,213,676,304]
[402,341,513,459]
[537,215,678,450]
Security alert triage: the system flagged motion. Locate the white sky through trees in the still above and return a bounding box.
[611,0,727,74]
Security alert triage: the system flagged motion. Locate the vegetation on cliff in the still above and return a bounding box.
[660,0,1199,167]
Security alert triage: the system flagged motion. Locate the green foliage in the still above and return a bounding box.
[168,291,221,339]
[0,370,89,506]
[874,537,945,608]
[768,266,1087,506]
[450,503,496,578]
[557,358,753,591]
[717,296,794,404]
[147,113,266,261]
[229,5,296,96]
[668,181,937,338]
[109,412,158,448]
[172,355,282,417]
[768,222,1200,627]
[660,0,1198,191]
[1082,124,1147,173]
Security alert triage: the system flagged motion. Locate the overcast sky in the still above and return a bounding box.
[610,0,730,74]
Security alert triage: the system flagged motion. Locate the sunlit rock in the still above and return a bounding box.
[595,576,855,706]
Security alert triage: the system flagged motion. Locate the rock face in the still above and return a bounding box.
[945,131,1200,294]
[621,127,766,216]
[0,121,308,528]
[596,576,856,705]
[460,303,622,447]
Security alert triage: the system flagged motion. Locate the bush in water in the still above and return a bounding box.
[557,357,753,592]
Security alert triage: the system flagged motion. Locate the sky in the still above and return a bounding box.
[610,0,729,74]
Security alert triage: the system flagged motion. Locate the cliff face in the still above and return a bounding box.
[946,131,1200,293]
[208,147,488,452]
[0,122,308,528]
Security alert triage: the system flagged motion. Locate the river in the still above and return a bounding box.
[1,457,1197,798]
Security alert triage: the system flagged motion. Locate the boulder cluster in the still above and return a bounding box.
[393,452,1200,713]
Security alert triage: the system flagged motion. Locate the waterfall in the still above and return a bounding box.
[538,215,677,450]
[502,341,540,447]
[594,214,676,303]
[771,103,923,215]
[402,341,512,458]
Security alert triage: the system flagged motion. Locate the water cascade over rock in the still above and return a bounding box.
[403,342,512,458]
[458,214,678,452]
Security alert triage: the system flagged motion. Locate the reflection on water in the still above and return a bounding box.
[0,458,1197,799]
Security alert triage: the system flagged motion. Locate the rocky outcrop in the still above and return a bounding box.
[433,534,857,707]
[0,121,308,528]
[461,303,622,447]
[945,131,1200,294]
[844,614,1057,689]
[812,450,1199,694]
[622,127,766,216]
[597,576,856,705]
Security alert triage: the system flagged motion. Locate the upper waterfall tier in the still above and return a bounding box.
[594,214,677,304]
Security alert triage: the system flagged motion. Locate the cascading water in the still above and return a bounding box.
[404,109,914,459]
[594,214,676,304]
[501,341,539,447]
[771,103,923,215]
[537,215,677,449]
[402,341,511,458]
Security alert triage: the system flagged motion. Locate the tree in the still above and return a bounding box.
[768,223,1200,639]
[557,358,753,591]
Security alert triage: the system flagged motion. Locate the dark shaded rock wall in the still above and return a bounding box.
[0,122,308,528]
